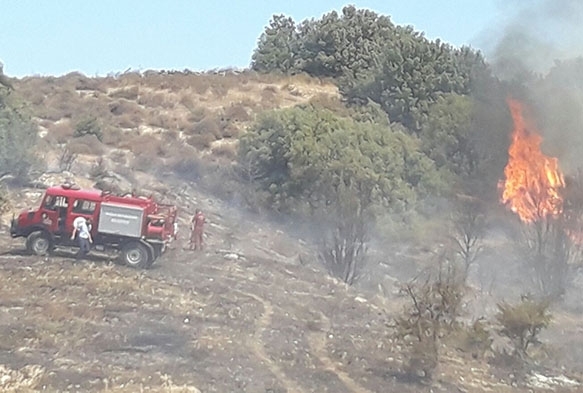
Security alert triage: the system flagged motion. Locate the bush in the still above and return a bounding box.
[224,104,251,122]
[131,154,163,173]
[67,135,105,156]
[186,106,210,123]
[119,134,162,157]
[211,141,238,160]
[449,319,492,359]
[169,156,203,182]
[189,116,222,138]
[47,120,74,144]
[496,296,551,356]
[74,117,103,141]
[186,134,215,149]
[404,339,438,381]
[0,100,38,181]
[395,256,465,381]
[108,86,139,100]
[89,157,108,180]
[57,146,78,172]
[0,186,9,215]
[101,127,124,146]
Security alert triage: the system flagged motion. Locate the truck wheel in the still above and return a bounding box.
[120,242,151,269]
[26,231,52,256]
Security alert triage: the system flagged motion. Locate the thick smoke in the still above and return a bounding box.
[485,0,583,78]
[482,0,583,172]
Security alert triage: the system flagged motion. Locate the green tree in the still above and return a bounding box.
[239,105,438,212]
[74,116,103,141]
[251,15,299,73]
[295,6,396,82]
[0,84,38,181]
[419,94,475,179]
[343,37,487,132]
[252,5,398,83]
[239,105,441,283]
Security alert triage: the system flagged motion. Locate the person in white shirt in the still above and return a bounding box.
[71,216,93,260]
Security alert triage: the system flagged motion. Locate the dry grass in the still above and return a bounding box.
[108,98,143,117]
[223,103,251,122]
[16,69,339,177]
[211,140,239,160]
[188,116,222,138]
[101,127,124,146]
[186,134,216,149]
[118,134,163,156]
[46,120,75,144]
[108,86,139,100]
[67,135,106,155]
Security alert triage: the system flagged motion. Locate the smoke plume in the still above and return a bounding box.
[485,0,583,79]
[481,0,583,173]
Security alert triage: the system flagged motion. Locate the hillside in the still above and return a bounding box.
[14,70,338,173]
[0,71,582,392]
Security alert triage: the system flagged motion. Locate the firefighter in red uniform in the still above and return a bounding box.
[190,209,206,251]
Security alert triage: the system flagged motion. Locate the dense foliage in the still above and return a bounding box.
[251,5,509,205]
[238,104,439,214]
[252,6,492,132]
[0,80,38,181]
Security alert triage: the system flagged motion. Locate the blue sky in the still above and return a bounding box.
[1,0,507,77]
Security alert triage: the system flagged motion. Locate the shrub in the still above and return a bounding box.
[186,106,210,123]
[108,86,139,100]
[190,116,222,138]
[108,150,127,165]
[260,86,281,107]
[119,134,162,157]
[109,99,143,117]
[131,154,163,173]
[89,157,108,179]
[496,296,551,356]
[211,141,238,160]
[67,135,105,156]
[395,256,466,381]
[47,120,75,144]
[57,146,78,172]
[169,155,203,181]
[101,127,124,146]
[0,102,38,181]
[178,93,195,110]
[116,113,141,129]
[449,319,492,359]
[224,104,251,122]
[74,117,103,141]
[404,339,438,381]
[186,134,215,149]
[221,123,241,138]
[0,186,9,214]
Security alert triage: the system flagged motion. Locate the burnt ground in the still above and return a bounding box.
[0,183,582,393]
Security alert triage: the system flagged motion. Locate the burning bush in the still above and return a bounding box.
[499,99,583,298]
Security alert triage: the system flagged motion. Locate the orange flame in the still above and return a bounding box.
[499,98,565,223]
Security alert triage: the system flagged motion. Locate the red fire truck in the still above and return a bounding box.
[10,183,178,268]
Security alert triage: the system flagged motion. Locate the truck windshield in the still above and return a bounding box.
[43,195,55,210]
[43,195,68,211]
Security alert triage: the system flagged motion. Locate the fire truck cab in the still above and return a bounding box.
[10,183,178,268]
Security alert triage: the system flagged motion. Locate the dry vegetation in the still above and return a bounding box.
[11,70,340,198]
